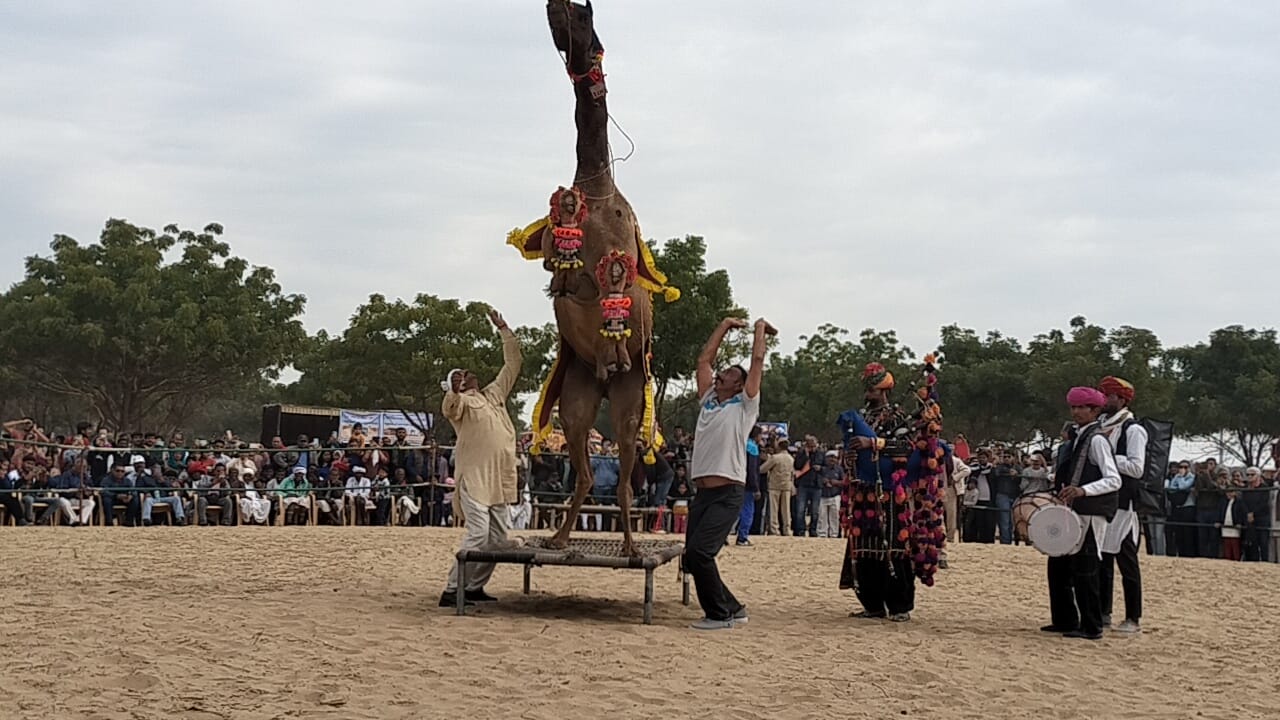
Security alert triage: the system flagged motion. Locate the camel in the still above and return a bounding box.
[526,0,660,556]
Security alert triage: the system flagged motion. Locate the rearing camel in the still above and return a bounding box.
[513,0,667,556]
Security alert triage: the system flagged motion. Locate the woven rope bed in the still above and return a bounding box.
[455,537,688,624]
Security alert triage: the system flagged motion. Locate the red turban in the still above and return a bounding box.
[1098,376,1135,402]
[1066,386,1106,407]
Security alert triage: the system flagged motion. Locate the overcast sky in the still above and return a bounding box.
[2,1,1277,360]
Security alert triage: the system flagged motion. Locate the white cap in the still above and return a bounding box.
[131,455,146,465]
[292,466,307,474]
[353,466,367,474]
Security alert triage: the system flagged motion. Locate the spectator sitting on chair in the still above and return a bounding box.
[316,472,345,525]
[345,466,374,524]
[394,466,421,525]
[196,463,235,526]
[143,468,187,526]
[238,468,271,525]
[279,466,312,525]
[56,459,96,525]
[1,460,29,525]
[370,466,392,525]
[39,465,82,526]
[102,463,142,527]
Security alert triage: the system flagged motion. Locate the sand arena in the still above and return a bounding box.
[1,527,1276,720]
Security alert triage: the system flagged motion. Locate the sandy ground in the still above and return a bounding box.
[1,527,1277,720]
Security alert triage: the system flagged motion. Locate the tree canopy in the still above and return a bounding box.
[0,219,306,432]
[284,294,557,441]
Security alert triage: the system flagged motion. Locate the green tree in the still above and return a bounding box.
[934,325,1035,443]
[286,294,556,442]
[648,236,746,410]
[760,325,913,443]
[1166,326,1280,466]
[0,219,306,432]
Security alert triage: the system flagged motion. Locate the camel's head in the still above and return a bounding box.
[547,0,603,76]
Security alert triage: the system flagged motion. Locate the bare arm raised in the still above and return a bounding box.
[695,317,747,398]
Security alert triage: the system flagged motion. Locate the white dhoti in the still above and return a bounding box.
[398,496,421,525]
[240,495,271,524]
[509,501,531,531]
[445,487,512,593]
[43,497,76,524]
[317,498,342,515]
[69,498,96,525]
[1101,505,1139,555]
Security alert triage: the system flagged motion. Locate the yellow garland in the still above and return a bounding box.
[505,217,680,301]
[506,218,549,260]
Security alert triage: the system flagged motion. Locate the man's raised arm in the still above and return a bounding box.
[696,317,747,397]
[744,318,774,399]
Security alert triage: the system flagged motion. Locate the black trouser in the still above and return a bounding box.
[1046,554,1077,630]
[855,556,915,616]
[1,490,26,524]
[1100,533,1142,621]
[1244,526,1271,562]
[683,483,745,621]
[1074,529,1105,635]
[101,493,142,526]
[963,503,996,543]
[1170,505,1198,557]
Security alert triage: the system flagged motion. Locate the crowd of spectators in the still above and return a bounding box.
[0,418,461,528]
[4,416,1277,565]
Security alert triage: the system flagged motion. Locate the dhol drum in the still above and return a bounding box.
[1012,492,1058,542]
[1026,502,1085,557]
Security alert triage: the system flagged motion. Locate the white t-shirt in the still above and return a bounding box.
[689,389,760,484]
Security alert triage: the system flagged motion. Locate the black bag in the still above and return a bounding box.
[1134,417,1174,517]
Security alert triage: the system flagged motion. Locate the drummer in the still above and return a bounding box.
[1044,386,1122,641]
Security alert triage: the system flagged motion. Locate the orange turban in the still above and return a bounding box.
[862,362,895,391]
[1098,376,1135,402]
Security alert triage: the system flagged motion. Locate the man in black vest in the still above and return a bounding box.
[1044,386,1121,641]
[1097,376,1145,635]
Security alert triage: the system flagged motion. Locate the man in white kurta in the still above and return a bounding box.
[440,309,522,608]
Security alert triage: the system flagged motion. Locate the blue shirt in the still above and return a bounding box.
[590,455,620,491]
[836,409,882,484]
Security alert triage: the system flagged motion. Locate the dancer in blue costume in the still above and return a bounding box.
[837,358,948,622]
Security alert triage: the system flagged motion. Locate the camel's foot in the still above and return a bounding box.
[620,538,641,558]
[545,532,570,550]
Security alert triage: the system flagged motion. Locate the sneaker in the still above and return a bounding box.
[850,610,887,619]
[690,617,735,631]
[732,607,749,625]
[938,558,949,569]
[1064,629,1103,640]
[1041,624,1077,634]
[439,592,475,608]
[735,539,753,547]
[889,612,911,623]
[464,589,499,603]
[1101,613,1112,628]
[1113,619,1141,635]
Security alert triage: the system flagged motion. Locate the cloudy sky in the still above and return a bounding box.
[2,1,1277,360]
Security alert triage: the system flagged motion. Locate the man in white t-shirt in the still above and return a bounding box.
[686,316,773,631]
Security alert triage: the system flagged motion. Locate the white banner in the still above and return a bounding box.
[338,410,383,443]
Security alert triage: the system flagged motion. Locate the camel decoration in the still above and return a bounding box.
[507,0,680,555]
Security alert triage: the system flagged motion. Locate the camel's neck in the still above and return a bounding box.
[572,79,613,193]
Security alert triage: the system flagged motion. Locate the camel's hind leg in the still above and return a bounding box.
[608,364,647,557]
[547,361,604,549]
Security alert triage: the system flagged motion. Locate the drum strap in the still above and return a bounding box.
[1068,426,1098,489]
